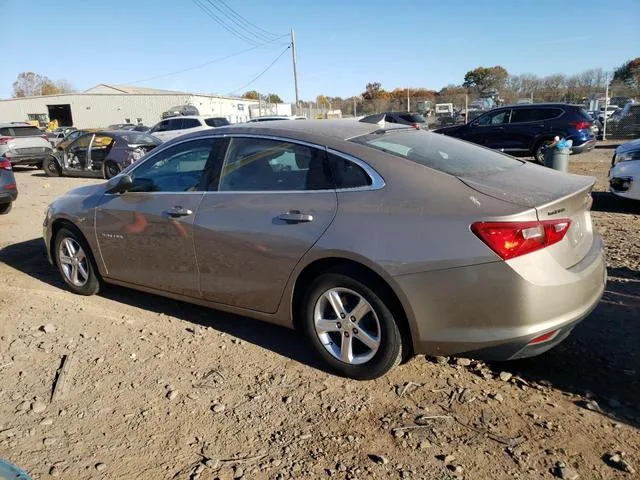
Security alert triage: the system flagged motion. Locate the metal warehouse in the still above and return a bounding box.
[0,84,262,128]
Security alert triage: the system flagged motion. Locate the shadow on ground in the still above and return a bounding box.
[0,238,330,375]
[2,238,639,427]
[591,191,640,214]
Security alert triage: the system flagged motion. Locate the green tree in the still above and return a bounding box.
[264,93,283,103]
[463,66,508,93]
[242,90,259,100]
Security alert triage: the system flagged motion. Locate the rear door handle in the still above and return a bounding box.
[166,206,193,217]
[278,210,313,223]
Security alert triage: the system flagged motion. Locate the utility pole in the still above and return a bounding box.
[290,29,300,114]
[465,93,468,124]
[353,97,357,117]
[258,92,262,117]
[603,72,609,141]
[407,88,410,112]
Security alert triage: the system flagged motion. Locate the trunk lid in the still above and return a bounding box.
[460,163,595,268]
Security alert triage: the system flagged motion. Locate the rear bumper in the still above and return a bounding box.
[8,152,52,166]
[571,139,596,154]
[394,234,607,360]
[0,189,17,203]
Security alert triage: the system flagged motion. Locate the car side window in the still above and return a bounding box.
[150,120,169,133]
[182,118,201,129]
[168,118,184,130]
[218,137,332,191]
[128,138,216,193]
[328,153,372,189]
[476,110,510,126]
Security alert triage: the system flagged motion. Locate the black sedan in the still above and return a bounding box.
[43,131,161,179]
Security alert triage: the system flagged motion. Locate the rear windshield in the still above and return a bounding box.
[120,133,162,145]
[352,130,521,176]
[399,113,426,123]
[0,126,42,137]
[205,117,230,127]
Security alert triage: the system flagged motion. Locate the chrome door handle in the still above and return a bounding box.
[166,206,193,217]
[278,210,313,223]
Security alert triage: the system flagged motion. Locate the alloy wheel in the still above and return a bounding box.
[58,237,89,287]
[313,287,381,365]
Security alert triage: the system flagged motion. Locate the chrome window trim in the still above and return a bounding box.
[125,133,385,194]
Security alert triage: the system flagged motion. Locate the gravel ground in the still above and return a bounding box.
[0,145,638,480]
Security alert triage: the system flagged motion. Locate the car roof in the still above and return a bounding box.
[499,103,577,109]
[0,122,40,128]
[181,119,410,142]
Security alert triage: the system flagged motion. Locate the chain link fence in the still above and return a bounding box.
[290,76,639,140]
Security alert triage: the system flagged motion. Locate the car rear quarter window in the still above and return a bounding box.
[352,130,521,176]
[328,153,372,189]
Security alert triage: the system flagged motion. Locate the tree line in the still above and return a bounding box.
[8,57,639,112]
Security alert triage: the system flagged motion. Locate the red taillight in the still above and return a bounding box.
[570,121,591,130]
[528,329,559,345]
[4,183,16,190]
[412,123,421,130]
[40,134,49,141]
[0,136,14,145]
[0,159,11,170]
[471,219,571,260]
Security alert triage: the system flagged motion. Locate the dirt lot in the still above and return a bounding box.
[0,146,638,480]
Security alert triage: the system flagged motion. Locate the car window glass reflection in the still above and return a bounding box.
[128,139,215,192]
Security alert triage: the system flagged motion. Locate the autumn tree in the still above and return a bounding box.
[613,57,640,88]
[12,72,74,97]
[463,66,508,93]
[242,90,259,100]
[362,82,389,100]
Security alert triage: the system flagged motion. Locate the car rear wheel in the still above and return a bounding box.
[301,272,403,379]
[534,139,554,164]
[44,157,61,177]
[54,227,100,295]
[0,202,12,215]
[103,161,120,179]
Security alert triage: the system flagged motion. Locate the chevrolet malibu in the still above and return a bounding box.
[43,120,606,379]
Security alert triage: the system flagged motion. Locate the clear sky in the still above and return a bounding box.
[1,0,638,101]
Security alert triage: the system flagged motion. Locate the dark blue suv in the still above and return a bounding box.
[434,103,596,162]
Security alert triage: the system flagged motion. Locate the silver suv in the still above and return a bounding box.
[0,122,54,167]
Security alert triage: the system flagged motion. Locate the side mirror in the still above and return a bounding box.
[106,174,133,194]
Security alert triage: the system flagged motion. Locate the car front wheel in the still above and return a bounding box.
[534,139,554,164]
[302,272,403,380]
[54,227,100,295]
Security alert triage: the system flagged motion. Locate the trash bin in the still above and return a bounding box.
[544,147,570,172]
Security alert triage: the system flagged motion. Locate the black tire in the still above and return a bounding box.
[534,139,554,164]
[43,157,61,177]
[301,272,403,380]
[53,227,101,295]
[103,161,120,179]
[0,202,12,215]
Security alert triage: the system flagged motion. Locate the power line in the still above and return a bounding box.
[215,0,279,40]
[126,35,289,84]
[230,45,291,94]
[192,0,261,45]
[203,0,275,43]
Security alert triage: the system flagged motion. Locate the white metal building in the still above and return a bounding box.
[0,84,261,128]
